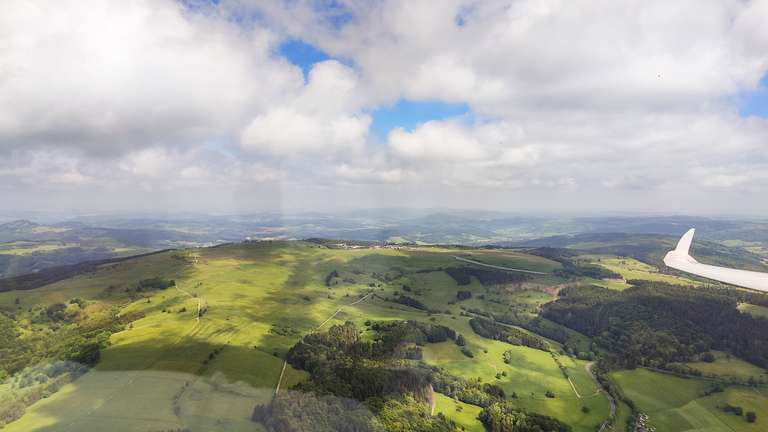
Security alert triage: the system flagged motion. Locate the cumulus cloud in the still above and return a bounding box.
[290,0,768,115]
[241,108,370,155]
[2,0,768,213]
[240,60,371,155]
[388,120,487,161]
[0,0,301,155]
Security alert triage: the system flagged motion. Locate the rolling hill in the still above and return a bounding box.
[1,238,767,432]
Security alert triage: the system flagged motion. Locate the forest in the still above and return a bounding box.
[543,282,768,370]
[469,317,549,351]
[254,320,567,432]
[445,267,529,286]
[479,401,572,432]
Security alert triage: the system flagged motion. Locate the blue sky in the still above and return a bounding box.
[368,100,471,140]
[739,73,768,118]
[278,40,332,80]
[278,39,471,140]
[280,37,766,143]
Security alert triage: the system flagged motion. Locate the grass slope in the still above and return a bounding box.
[682,351,768,382]
[610,368,768,432]
[3,241,609,432]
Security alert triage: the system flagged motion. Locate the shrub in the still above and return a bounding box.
[455,333,467,346]
[136,278,175,291]
[722,404,743,416]
[393,295,427,311]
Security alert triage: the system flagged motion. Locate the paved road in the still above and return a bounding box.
[453,256,547,275]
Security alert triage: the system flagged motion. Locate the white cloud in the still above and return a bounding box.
[388,120,487,161]
[240,108,370,155]
[240,60,371,155]
[0,0,301,155]
[2,0,768,213]
[336,164,404,184]
[120,148,174,178]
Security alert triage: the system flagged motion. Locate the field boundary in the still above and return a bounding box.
[274,290,374,396]
[176,286,204,322]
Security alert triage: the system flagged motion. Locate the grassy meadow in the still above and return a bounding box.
[610,368,768,432]
[2,241,613,432]
[738,302,768,319]
[682,351,768,382]
[581,255,702,286]
[3,239,767,432]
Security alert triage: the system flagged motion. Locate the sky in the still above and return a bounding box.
[1,0,767,215]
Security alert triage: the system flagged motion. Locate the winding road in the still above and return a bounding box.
[453,256,548,275]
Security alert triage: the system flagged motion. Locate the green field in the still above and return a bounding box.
[433,392,484,432]
[583,255,702,286]
[5,239,766,432]
[610,368,768,432]
[738,302,768,319]
[2,241,613,431]
[682,351,768,382]
[0,241,80,256]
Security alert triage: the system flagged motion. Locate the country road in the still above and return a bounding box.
[586,362,616,432]
[453,255,548,275]
[274,290,374,396]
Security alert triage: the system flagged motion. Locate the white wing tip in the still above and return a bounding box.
[675,228,696,254]
[665,228,698,268]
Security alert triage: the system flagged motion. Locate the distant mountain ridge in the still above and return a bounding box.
[0,219,40,231]
[503,232,768,272]
[1,212,768,279]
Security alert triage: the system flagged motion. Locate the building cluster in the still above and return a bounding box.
[635,413,655,432]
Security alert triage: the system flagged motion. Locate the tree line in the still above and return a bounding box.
[469,317,549,352]
[445,266,529,286]
[256,320,568,432]
[542,282,768,369]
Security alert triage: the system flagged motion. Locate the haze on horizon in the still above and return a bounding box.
[1,0,767,215]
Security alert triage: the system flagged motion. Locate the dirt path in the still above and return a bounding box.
[585,362,616,432]
[176,286,203,322]
[274,361,289,396]
[315,291,374,331]
[453,255,547,275]
[567,375,582,398]
[274,291,374,396]
[430,394,436,416]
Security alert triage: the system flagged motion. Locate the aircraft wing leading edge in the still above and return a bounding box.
[664,228,768,292]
